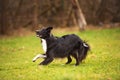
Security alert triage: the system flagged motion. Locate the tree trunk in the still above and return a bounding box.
[71,0,87,31]
[33,0,39,30]
[0,0,8,34]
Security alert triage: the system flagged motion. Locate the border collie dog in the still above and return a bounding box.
[33,27,90,66]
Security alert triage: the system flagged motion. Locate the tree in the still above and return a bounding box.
[33,0,39,30]
[71,0,87,30]
[0,0,8,34]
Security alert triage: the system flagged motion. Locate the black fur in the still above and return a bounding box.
[35,26,90,66]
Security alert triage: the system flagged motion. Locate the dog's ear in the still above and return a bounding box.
[46,26,53,32]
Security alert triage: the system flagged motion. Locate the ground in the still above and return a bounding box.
[0,27,120,80]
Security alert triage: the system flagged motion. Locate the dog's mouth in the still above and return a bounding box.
[36,34,39,37]
[36,30,42,38]
[36,34,42,38]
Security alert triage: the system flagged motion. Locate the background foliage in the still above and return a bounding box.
[0,0,120,34]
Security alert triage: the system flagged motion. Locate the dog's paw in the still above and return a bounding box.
[32,59,36,62]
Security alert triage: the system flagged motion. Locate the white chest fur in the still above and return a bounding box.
[41,39,47,53]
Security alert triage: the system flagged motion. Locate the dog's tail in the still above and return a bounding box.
[78,41,90,62]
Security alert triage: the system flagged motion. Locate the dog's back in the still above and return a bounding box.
[50,34,83,58]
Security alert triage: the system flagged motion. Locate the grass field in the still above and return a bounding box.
[0,27,120,80]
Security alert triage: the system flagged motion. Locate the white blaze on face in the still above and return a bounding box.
[41,39,47,53]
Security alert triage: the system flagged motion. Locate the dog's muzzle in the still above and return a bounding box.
[36,35,42,38]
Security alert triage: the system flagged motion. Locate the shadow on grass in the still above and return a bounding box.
[36,62,88,68]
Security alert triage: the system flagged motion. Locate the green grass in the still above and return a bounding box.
[0,28,120,80]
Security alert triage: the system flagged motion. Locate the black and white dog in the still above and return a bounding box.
[32,27,90,66]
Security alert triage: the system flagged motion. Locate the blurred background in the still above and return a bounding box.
[0,1,120,79]
[0,0,120,35]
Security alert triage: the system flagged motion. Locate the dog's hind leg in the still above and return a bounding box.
[72,52,80,66]
[66,55,72,64]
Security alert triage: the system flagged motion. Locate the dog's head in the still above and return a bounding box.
[35,26,53,39]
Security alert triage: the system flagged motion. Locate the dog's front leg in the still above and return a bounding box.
[32,54,46,62]
[39,57,54,65]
